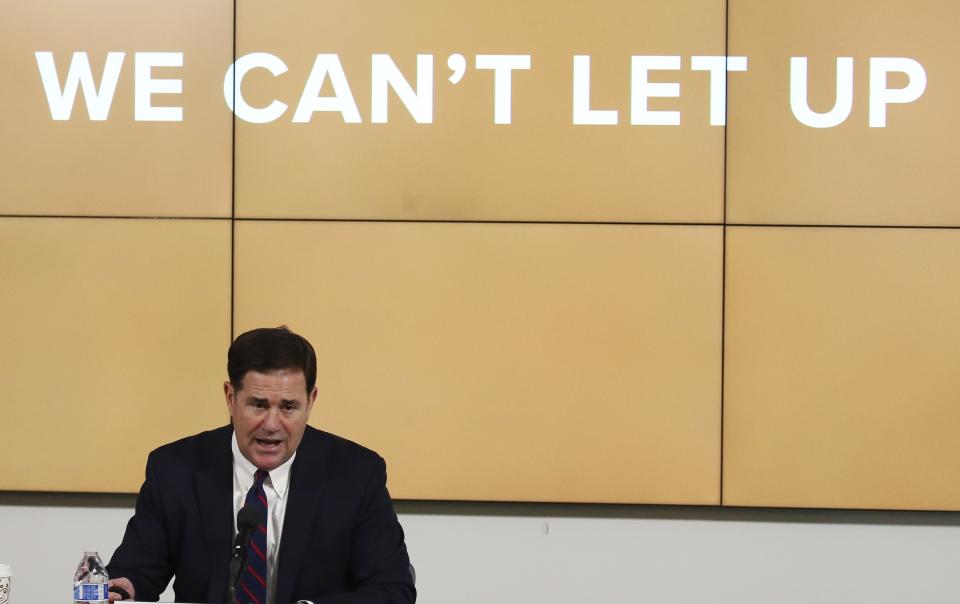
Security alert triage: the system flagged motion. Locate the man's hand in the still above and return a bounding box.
[107,577,135,601]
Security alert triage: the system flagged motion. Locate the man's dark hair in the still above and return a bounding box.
[227,326,317,394]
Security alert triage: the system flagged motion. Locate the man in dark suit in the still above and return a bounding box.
[106,327,416,604]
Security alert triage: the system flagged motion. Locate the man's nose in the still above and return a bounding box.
[262,407,281,431]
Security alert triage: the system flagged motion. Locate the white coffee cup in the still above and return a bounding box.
[0,563,11,604]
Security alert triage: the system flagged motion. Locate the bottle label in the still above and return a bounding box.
[74,582,109,601]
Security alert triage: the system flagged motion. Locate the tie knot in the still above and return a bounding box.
[254,469,269,486]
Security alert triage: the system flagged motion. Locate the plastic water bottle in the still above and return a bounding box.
[73,551,109,603]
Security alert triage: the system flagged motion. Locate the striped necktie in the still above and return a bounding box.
[237,469,269,604]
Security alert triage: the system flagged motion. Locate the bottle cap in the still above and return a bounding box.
[0,563,11,576]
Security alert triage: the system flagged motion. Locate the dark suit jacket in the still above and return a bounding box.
[107,425,415,604]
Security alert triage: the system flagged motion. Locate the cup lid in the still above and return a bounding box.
[0,563,11,575]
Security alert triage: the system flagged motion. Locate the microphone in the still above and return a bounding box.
[233,506,259,557]
[227,506,259,604]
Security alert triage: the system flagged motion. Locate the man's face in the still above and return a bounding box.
[224,369,317,471]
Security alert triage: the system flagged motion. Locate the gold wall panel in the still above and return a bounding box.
[235,0,725,222]
[727,0,960,226]
[0,0,232,217]
[235,221,722,504]
[0,218,231,492]
[725,227,960,510]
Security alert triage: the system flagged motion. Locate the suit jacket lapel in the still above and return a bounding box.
[276,427,327,604]
[195,425,234,604]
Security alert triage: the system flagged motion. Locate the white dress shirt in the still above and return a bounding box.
[232,432,296,604]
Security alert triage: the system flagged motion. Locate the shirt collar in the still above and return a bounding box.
[231,431,296,498]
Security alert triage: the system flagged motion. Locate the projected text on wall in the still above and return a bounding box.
[34,51,926,128]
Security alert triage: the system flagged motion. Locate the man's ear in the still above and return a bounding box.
[224,381,237,416]
[306,386,318,414]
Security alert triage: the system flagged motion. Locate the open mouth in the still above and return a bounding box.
[255,438,282,450]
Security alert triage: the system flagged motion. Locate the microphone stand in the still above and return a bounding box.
[227,506,257,604]
[227,551,246,604]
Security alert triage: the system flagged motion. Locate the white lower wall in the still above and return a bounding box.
[2,495,959,603]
